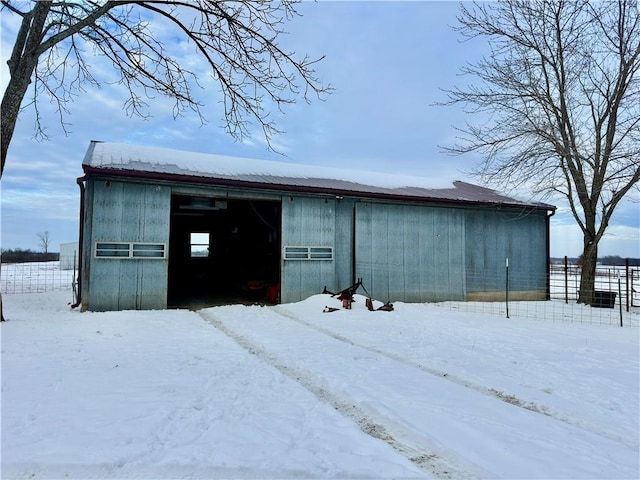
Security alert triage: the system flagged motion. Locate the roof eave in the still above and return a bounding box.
[81,165,556,213]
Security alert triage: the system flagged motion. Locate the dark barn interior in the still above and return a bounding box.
[168,195,281,308]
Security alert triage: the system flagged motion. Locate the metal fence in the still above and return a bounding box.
[549,263,638,307]
[1,261,76,294]
[431,264,639,327]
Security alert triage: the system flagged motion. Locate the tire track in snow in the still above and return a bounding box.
[272,305,633,449]
[198,309,478,480]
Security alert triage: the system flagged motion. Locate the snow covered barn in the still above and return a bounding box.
[76,141,555,311]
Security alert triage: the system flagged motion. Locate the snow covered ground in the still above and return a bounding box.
[0,261,76,294]
[2,291,638,479]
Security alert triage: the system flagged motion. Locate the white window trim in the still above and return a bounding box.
[95,242,167,259]
[190,232,210,258]
[284,245,333,261]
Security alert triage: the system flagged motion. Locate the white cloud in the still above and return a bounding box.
[2,1,637,256]
[550,222,639,259]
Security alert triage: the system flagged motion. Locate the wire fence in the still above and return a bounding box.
[432,264,639,327]
[1,261,76,294]
[2,260,638,326]
[549,263,638,306]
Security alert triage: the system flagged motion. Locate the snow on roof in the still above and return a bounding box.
[82,141,554,210]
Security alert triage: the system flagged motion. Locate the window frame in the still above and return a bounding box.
[189,232,210,258]
[94,242,167,259]
[283,245,334,261]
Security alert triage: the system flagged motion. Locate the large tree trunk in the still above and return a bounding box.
[578,235,598,305]
[1,72,34,178]
[1,2,51,179]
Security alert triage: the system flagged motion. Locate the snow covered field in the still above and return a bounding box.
[2,290,639,479]
[0,261,75,294]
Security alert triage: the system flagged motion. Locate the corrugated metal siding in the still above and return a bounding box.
[333,198,355,290]
[465,209,548,296]
[281,196,336,303]
[138,184,171,309]
[86,180,170,311]
[80,173,550,310]
[355,202,466,302]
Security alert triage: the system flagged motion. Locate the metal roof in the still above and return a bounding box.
[82,141,555,212]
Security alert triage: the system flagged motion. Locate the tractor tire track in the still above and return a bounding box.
[272,305,633,450]
[198,309,481,480]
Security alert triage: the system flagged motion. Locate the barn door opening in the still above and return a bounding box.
[168,194,281,308]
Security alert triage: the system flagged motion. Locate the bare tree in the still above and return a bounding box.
[0,1,329,321]
[0,0,330,178]
[443,0,640,305]
[37,231,51,254]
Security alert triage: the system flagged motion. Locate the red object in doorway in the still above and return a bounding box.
[266,284,280,304]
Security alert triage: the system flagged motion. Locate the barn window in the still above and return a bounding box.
[95,242,166,259]
[284,246,333,260]
[190,232,210,258]
[132,243,166,258]
[96,242,130,258]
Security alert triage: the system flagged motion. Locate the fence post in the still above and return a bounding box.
[626,259,630,312]
[564,256,569,304]
[618,277,623,327]
[506,257,510,319]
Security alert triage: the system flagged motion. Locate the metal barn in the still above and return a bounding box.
[76,141,555,311]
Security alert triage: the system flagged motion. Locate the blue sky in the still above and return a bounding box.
[1,1,638,257]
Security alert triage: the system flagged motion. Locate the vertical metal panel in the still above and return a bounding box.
[139,185,171,309]
[80,180,95,310]
[387,205,406,300]
[427,207,466,302]
[354,201,374,293]
[403,205,422,299]
[87,180,170,311]
[118,183,142,308]
[334,198,355,290]
[281,196,336,303]
[355,202,465,302]
[90,181,123,310]
[370,203,391,300]
[464,209,548,295]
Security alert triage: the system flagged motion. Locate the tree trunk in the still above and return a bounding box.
[1,55,40,179]
[578,236,598,305]
[1,2,51,179]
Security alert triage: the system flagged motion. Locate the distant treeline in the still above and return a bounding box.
[552,256,640,266]
[1,249,59,263]
[598,256,640,266]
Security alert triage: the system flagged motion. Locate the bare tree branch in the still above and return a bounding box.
[440,0,639,304]
[1,0,331,178]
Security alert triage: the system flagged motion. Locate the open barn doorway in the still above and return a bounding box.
[168,194,281,308]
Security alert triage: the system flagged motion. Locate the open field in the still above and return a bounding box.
[2,290,638,479]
